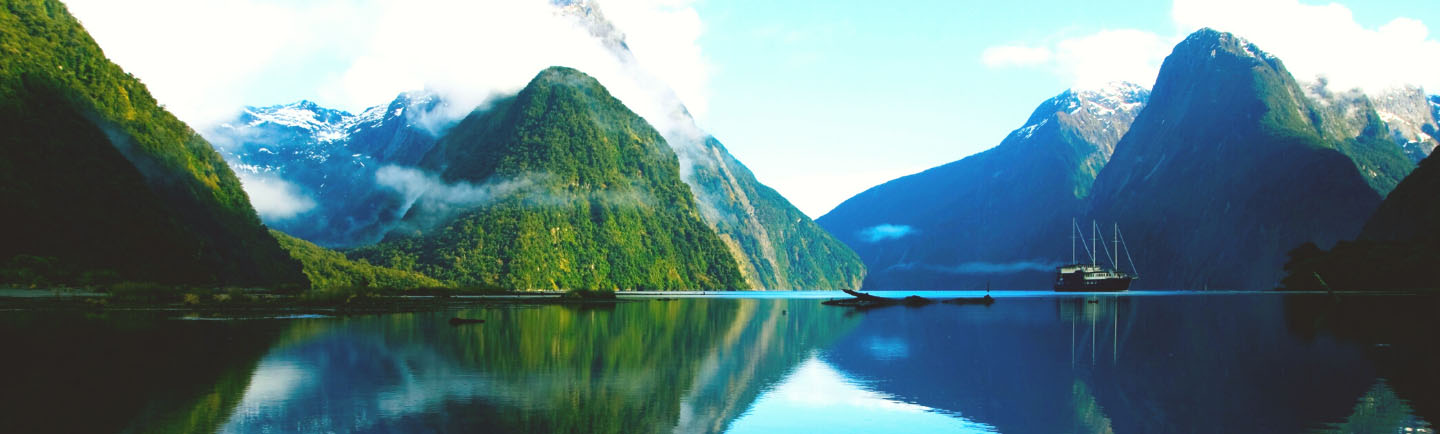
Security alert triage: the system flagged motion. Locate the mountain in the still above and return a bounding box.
[1305,82,1440,165]
[1277,146,1440,291]
[1086,28,1406,290]
[817,83,1150,289]
[1370,86,1440,162]
[0,0,304,287]
[1362,144,1440,245]
[350,67,747,290]
[555,0,865,290]
[202,0,865,290]
[1230,65,1440,292]
[206,92,449,247]
[1432,95,1440,139]
[269,230,442,290]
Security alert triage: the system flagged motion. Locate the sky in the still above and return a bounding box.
[62,0,1440,218]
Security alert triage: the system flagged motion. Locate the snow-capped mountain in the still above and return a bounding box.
[1306,82,1440,164]
[205,92,451,247]
[817,83,1149,290]
[1370,86,1439,161]
[1430,94,1440,137]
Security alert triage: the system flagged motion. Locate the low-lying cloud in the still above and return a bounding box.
[236,173,317,220]
[376,165,536,218]
[375,165,656,232]
[887,260,1059,275]
[859,224,916,243]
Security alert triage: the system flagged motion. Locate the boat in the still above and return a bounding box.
[1054,219,1137,292]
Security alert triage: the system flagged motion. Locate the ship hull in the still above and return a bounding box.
[1053,269,1132,292]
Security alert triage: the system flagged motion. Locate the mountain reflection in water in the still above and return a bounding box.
[0,293,1435,433]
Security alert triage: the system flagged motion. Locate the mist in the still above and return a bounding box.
[859,224,917,243]
[375,165,538,229]
[887,260,1060,275]
[235,172,318,220]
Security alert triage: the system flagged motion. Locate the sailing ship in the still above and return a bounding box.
[1054,219,1137,292]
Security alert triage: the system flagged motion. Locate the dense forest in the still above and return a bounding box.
[0,0,305,287]
[270,230,442,291]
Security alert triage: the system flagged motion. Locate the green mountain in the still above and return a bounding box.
[1087,28,1402,290]
[0,0,304,287]
[557,0,864,290]
[350,67,747,290]
[817,84,1150,289]
[686,137,866,289]
[270,230,441,290]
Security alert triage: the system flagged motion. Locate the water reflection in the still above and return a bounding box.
[728,356,996,433]
[823,295,1436,433]
[0,293,1435,433]
[1316,380,1431,433]
[0,312,284,433]
[219,299,856,433]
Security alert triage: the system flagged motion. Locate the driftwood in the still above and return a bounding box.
[448,317,485,325]
[822,290,993,308]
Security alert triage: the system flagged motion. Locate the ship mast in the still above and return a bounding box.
[1071,218,1077,264]
[1091,220,1097,267]
[1114,222,1119,271]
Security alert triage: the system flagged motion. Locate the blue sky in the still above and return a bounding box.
[64,0,1440,217]
[695,0,1440,216]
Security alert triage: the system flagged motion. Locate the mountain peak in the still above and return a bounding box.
[1021,82,1149,129]
[532,66,601,87]
[242,99,351,132]
[1175,27,1278,63]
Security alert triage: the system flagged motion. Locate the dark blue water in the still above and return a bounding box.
[0,292,1434,433]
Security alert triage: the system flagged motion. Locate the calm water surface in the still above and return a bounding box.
[0,292,1436,433]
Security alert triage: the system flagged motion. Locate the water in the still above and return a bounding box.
[0,292,1435,433]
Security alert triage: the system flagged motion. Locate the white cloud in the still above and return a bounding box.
[981,44,1053,68]
[980,30,1172,89]
[61,0,712,129]
[1053,30,1172,89]
[983,0,1440,94]
[63,0,312,126]
[600,0,712,119]
[236,173,316,220]
[1172,0,1440,93]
